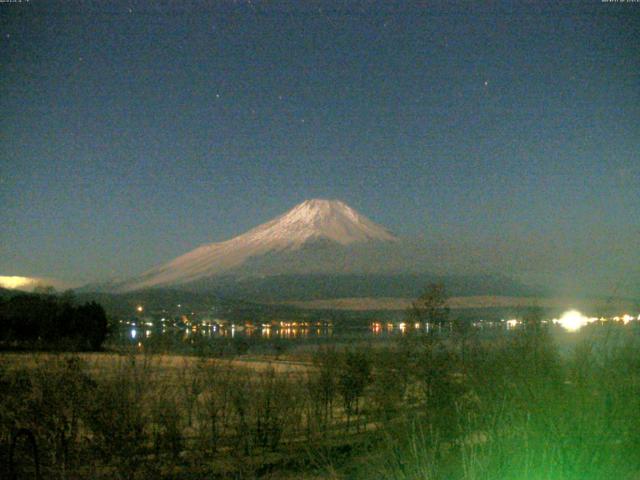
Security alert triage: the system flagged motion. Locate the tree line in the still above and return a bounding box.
[0,291,108,350]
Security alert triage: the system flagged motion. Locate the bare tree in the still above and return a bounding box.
[337,349,372,432]
[407,282,450,334]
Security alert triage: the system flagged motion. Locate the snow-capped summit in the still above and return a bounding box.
[117,199,396,291]
[246,199,396,247]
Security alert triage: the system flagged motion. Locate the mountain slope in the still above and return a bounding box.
[117,199,397,291]
[181,273,545,302]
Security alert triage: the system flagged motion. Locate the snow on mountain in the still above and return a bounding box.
[118,199,397,291]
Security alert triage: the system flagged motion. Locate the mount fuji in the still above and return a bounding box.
[114,199,399,292]
[82,199,540,301]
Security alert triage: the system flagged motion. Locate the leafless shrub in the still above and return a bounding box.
[195,362,235,453]
[84,355,154,478]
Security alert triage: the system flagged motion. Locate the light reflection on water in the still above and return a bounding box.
[122,320,442,344]
[121,315,640,346]
[120,322,337,343]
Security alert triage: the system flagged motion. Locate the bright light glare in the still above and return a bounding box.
[555,310,593,332]
[0,276,34,289]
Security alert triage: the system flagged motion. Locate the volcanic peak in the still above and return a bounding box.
[115,199,396,291]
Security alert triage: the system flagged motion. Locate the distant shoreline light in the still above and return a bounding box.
[554,310,597,332]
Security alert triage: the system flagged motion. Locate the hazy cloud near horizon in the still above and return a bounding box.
[399,234,639,298]
[1,231,637,299]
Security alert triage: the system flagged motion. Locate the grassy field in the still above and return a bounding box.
[0,351,311,375]
[2,322,640,479]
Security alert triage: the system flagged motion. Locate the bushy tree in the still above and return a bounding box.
[74,301,108,350]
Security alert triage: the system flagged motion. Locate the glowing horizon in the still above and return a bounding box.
[0,275,77,291]
[0,276,36,290]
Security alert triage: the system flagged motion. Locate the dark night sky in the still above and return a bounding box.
[1,1,639,295]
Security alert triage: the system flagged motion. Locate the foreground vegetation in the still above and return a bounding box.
[2,316,640,479]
